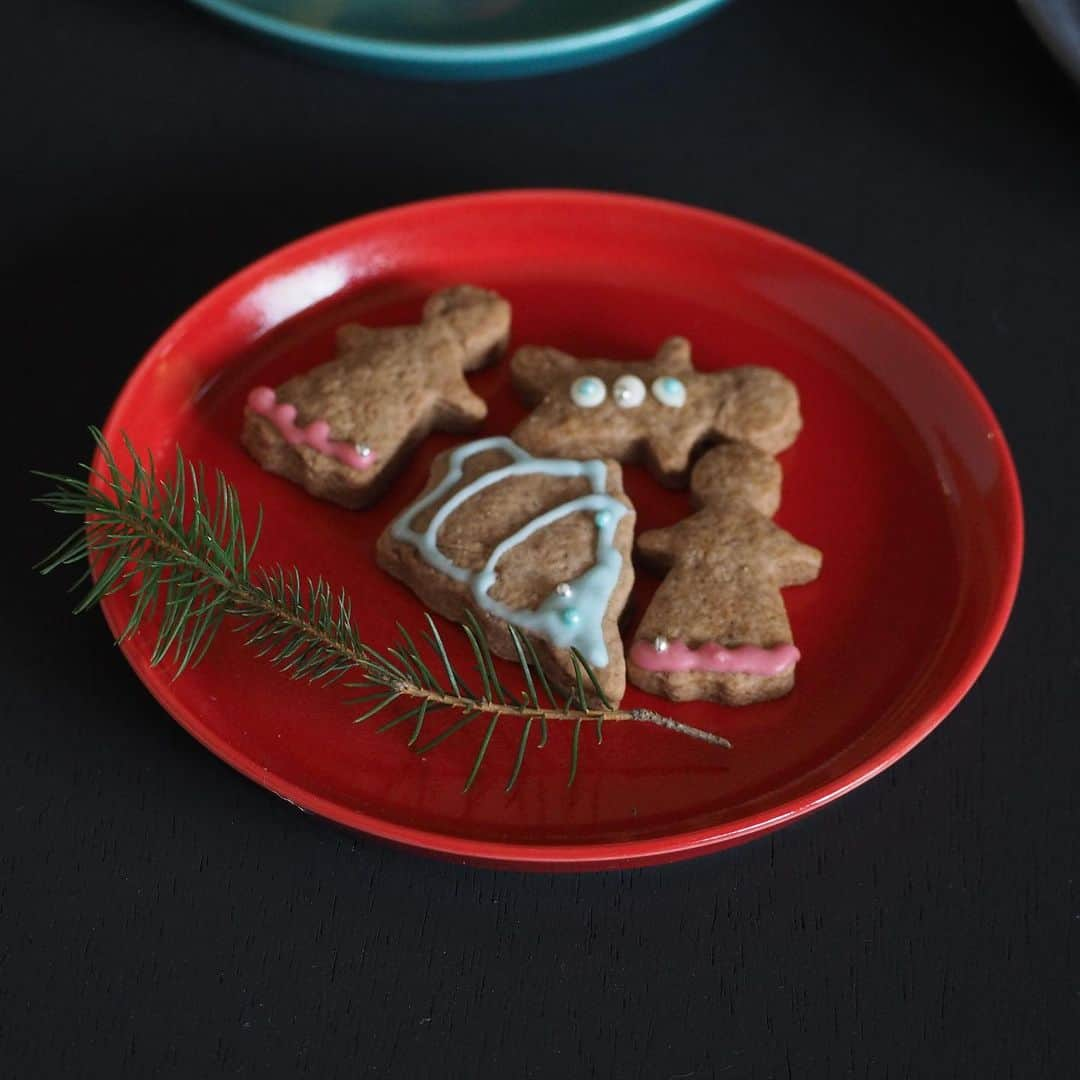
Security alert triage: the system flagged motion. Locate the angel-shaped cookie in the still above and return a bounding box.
[510,337,800,487]
[242,285,511,509]
[628,442,822,704]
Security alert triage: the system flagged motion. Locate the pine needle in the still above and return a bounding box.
[34,429,732,791]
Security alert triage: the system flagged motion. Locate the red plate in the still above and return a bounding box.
[97,191,1022,870]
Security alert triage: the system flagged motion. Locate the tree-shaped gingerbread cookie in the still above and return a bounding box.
[629,442,822,704]
[243,285,510,509]
[510,337,801,487]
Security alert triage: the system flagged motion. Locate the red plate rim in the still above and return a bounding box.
[96,190,1024,869]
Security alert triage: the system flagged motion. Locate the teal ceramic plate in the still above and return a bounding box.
[186,0,733,78]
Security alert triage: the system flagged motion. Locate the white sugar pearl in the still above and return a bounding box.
[651,375,687,408]
[612,374,646,408]
[569,375,606,408]
[653,635,670,653]
[555,582,574,598]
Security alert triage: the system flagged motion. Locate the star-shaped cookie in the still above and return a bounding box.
[510,337,801,486]
[242,285,510,508]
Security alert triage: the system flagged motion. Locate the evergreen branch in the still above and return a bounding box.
[35,430,731,792]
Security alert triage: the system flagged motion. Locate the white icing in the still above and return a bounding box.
[612,374,646,408]
[389,437,628,668]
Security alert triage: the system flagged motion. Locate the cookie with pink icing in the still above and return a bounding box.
[242,285,510,509]
[510,337,801,487]
[629,442,822,704]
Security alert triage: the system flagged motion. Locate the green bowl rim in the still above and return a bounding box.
[185,0,732,65]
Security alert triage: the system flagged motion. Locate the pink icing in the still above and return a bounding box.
[246,386,376,470]
[629,638,800,676]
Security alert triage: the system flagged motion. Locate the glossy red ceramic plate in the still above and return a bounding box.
[97,191,1022,870]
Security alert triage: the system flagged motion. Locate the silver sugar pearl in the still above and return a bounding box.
[355,443,373,458]
[555,582,573,598]
[653,635,669,653]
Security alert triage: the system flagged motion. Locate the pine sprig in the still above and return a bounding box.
[35,430,730,792]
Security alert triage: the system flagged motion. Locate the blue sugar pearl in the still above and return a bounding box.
[651,374,687,407]
[594,509,612,529]
[570,375,606,408]
[560,607,581,627]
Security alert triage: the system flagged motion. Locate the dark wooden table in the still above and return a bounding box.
[5,2,1076,1076]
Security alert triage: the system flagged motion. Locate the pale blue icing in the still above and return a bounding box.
[651,374,687,407]
[390,437,627,668]
[569,375,606,408]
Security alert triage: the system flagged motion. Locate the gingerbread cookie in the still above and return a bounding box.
[376,437,635,704]
[510,337,801,487]
[242,285,511,509]
[628,442,822,704]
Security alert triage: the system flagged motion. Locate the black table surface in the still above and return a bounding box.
[4,2,1077,1076]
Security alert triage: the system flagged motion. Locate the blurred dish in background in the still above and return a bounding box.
[184,0,732,78]
[1017,0,1080,85]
